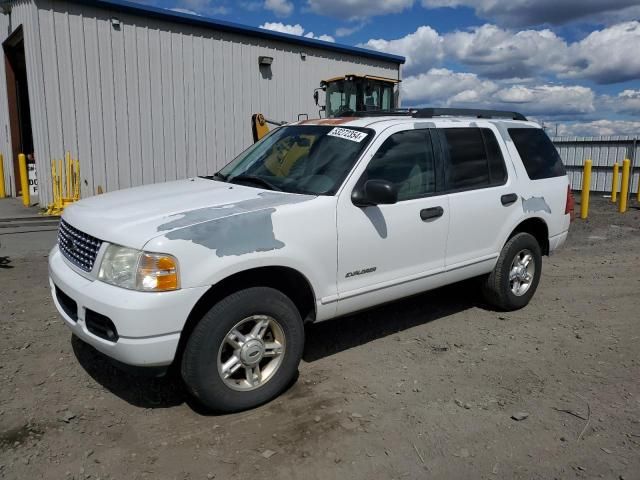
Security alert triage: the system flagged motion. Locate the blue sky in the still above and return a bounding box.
[136,0,640,136]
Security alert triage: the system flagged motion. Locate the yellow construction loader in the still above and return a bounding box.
[251,74,400,142]
[314,74,400,118]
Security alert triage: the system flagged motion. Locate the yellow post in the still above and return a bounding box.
[74,158,80,200]
[18,153,29,207]
[65,151,72,199]
[58,159,63,205]
[580,159,592,219]
[0,153,5,198]
[611,162,619,203]
[619,158,630,213]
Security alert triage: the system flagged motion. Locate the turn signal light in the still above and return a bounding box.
[136,253,179,291]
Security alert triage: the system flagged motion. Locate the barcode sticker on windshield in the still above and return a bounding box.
[327,127,368,143]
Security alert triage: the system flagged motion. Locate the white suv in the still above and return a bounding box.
[49,108,572,412]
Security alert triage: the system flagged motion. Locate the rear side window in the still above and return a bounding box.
[439,128,507,191]
[508,128,566,180]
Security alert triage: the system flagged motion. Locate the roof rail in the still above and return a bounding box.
[337,109,415,118]
[412,108,527,121]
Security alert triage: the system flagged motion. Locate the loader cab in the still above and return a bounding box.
[315,75,399,118]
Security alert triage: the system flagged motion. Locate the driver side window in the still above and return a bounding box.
[362,129,435,201]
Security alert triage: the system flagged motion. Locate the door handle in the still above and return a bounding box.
[420,206,444,221]
[501,193,518,206]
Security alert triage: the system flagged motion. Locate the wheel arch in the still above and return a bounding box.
[507,217,549,255]
[174,266,317,366]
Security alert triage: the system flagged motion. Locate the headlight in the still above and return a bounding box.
[98,245,179,292]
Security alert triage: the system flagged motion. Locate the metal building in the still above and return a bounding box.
[552,136,639,193]
[0,0,404,205]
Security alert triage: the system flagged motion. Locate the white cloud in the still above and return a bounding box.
[307,0,414,20]
[304,32,336,42]
[259,22,335,42]
[260,22,304,36]
[361,26,443,75]
[401,68,498,104]
[562,22,640,84]
[556,120,640,137]
[264,0,293,17]
[443,24,569,79]
[401,69,595,116]
[171,0,229,15]
[169,7,201,15]
[362,21,640,85]
[600,89,640,114]
[335,22,366,38]
[420,0,640,27]
[492,85,595,116]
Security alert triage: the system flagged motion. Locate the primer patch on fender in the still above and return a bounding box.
[164,209,284,256]
[522,196,551,214]
[327,127,368,143]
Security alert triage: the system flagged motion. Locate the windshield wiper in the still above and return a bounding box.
[228,175,282,191]
[199,172,228,182]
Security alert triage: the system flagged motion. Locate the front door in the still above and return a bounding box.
[336,127,449,316]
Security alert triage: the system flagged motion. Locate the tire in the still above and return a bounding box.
[181,287,304,412]
[482,232,542,311]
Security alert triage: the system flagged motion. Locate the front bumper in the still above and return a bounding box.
[49,246,208,367]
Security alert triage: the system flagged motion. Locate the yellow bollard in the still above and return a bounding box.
[74,158,80,200]
[65,152,72,199]
[580,159,592,219]
[611,162,619,203]
[0,153,5,198]
[18,153,29,207]
[619,159,630,213]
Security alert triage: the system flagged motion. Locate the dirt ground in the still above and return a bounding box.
[1,196,639,480]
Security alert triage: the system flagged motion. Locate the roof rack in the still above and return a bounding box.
[338,109,415,118]
[413,108,527,121]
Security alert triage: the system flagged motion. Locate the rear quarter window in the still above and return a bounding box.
[508,128,566,180]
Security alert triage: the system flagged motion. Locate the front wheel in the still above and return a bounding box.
[482,232,542,311]
[181,287,304,412]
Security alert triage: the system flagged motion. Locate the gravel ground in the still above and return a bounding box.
[1,196,639,480]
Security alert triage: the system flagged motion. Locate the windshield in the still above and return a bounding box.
[326,80,358,117]
[217,125,373,195]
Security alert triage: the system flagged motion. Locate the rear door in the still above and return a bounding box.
[434,125,518,267]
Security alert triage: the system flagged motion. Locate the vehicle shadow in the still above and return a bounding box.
[71,279,484,410]
[303,280,482,362]
[71,335,188,409]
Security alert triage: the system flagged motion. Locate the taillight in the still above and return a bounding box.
[565,185,575,219]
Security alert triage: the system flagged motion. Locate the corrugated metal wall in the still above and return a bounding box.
[0,13,13,196]
[1,0,399,205]
[552,136,640,194]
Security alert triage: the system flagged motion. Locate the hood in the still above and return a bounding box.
[62,178,313,249]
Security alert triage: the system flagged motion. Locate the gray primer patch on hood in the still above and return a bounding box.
[522,196,551,214]
[156,191,310,233]
[164,208,285,256]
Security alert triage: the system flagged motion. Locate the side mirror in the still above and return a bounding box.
[352,179,398,207]
[313,90,319,106]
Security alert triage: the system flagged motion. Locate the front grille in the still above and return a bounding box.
[58,220,103,272]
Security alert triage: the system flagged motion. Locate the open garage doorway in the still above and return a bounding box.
[3,26,34,197]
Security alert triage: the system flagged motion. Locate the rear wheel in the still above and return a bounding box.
[482,232,542,311]
[181,287,304,412]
